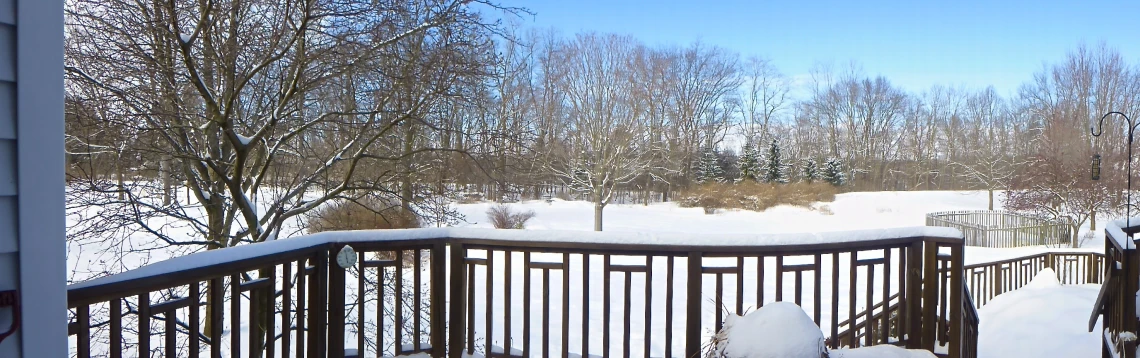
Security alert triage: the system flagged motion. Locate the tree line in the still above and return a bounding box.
[63,0,1140,245]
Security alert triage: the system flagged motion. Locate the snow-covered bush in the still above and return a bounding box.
[486,204,537,229]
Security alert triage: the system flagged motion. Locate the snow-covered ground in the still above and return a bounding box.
[976,269,1101,358]
[453,191,1103,264]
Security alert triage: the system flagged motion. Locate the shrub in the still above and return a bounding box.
[486,204,536,229]
[305,198,419,234]
[679,182,838,214]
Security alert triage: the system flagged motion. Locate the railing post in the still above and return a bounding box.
[686,251,703,358]
[309,250,329,358]
[921,239,939,351]
[1125,248,1139,358]
[329,246,347,358]
[430,242,447,358]
[948,242,964,358]
[448,243,466,358]
[906,240,924,349]
[993,263,1003,296]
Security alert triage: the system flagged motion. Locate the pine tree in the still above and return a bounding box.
[822,157,846,187]
[762,140,788,184]
[800,158,819,183]
[695,148,724,184]
[737,141,761,182]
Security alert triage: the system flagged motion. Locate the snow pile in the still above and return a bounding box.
[977,269,1101,358]
[1022,268,1060,289]
[714,302,827,358]
[829,345,936,358]
[713,302,934,358]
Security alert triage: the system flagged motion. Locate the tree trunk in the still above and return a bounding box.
[1091,210,1097,232]
[594,202,604,231]
[161,156,173,206]
[988,189,994,211]
[116,153,125,201]
[1071,224,1080,248]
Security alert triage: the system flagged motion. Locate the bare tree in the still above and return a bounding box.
[546,33,650,231]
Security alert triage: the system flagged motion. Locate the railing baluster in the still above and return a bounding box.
[504,250,513,355]
[231,275,241,358]
[664,255,673,358]
[415,248,422,352]
[77,304,90,358]
[486,250,493,356]
[523,251,532,357]
[396,249,404,354]
[602,254,610,358]
[296,260,307,358]
[545,267,553,358]
[756,256,764,308]
[830,253,840,349]
[166,303,177,358]
[448,243,467,358]
[565,252,572,358]
[190,283,200,358]
[268,267,277,358]
[378,262,386,357]
[643,256,652,358]
[210,277,223,358]
[736,257,744,316]
[882,249,891,344]
[140,293,151,357]
[431,243,447,358]
[282,263,291,358]
[814,253,822,327]
[848,251,857,347]
[111,298,122,358]
[330,248,347,358]
[466,258,475,355]
[358,252,365,357]
[583,253,590,358]
[685,251,702,358]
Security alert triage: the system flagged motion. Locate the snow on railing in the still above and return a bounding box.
[69,226,961,291]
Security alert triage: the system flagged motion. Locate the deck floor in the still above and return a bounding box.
[976,278,1100,358]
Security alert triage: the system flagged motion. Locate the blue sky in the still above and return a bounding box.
[495,0,1140,97]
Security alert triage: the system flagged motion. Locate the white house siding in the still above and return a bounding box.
[0,0,66,356]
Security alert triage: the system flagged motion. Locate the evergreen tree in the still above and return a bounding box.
[761,140,788,183]
[695,148,724,184]
[822,157,846,187]
[800,158,819,183]
[737,141,761,182]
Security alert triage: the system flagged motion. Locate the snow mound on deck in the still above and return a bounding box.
[1023,268,1060,289]
[977,268,1100,358]
[829,345,936,358]
[719,302,827,358]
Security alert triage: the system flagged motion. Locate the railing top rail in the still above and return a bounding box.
[962,251,1106,270]
[67,226,961,305]
[1106,223,1135,252]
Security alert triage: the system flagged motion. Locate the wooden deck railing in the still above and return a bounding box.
[65,227,975,358]
[962,251,1106,308]
[1093,224,1140,358]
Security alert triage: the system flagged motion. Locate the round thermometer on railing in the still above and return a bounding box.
[336,245,357,268]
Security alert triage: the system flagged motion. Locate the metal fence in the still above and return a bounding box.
[927,210,1070,248]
